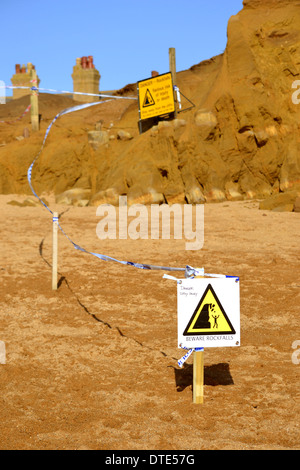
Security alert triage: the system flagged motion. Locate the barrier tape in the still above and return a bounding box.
[26,96,189,273]
[24,85,236,279]
[0,104,31,124]
[3,82,238,370]
[174,86,182,110]
[28,98,114,214]
[163,269,239,281]
[178,347,204,368]
[1,85,137,101]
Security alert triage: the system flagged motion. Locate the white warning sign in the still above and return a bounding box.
[178,278,240,349]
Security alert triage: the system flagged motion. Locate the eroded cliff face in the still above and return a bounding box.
[106,0,300,205]
[243,0,300,9]
[199,0,300,200]
[0,0,300,205]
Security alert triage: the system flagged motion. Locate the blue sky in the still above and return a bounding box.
[1,0,243,96]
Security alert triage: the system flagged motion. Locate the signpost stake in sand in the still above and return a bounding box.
[52,212,58,290]
[0,341,6,365]
[169,47,177,118]
[193,349,204,404]
[30,69,39,131]
[193,273,204,404]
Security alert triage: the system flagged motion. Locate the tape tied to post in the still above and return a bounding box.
[178,347,204,368]
[174,86,182,110]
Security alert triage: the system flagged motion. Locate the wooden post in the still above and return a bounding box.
[169,47,177,118]
[193,349,204,404]
[30,69,39,131]
[52,212,58,290]
[0,341,6,365]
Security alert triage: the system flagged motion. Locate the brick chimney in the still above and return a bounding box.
[11,63,40,100]
[72,56,100,102]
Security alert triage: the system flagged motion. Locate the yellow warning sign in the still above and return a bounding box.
[138,72,175,120]
[183,284,236,336]
[143,89,155,107]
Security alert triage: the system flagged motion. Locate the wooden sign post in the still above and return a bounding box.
[52,212,58,290]
[30,69,39,131]
[0,341,6,365]
[169,47,177,118]
[193,349,204,404]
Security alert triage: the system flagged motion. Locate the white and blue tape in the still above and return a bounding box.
[4,84,237,279]
[178,347,204,368]
[0,84,138,101]
[25,94,189,273]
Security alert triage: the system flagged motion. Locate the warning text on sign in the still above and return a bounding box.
[138,72,175,120]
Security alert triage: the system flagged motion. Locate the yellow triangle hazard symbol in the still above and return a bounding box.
[183,284,236,336]
[143,89,155,107]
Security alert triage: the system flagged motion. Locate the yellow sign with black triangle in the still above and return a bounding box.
[143,89,155,108]
[183,284,236,336]
[138,72,175,121]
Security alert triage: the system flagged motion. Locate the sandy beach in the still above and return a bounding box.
[0,195,299,450]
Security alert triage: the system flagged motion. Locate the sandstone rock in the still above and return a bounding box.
[239,172,272,199]
[225,182,244,201]
[279,141,300,192]
[236,129,257,155]
[293,197,300,213]
[88,130,109,150]
[73,199,89,207]
[204,188,227,203]
[194,110,217,127]
[254,130,269,147]
[173,119,187,129]
[259,190,299,212]
[194,110,217,140]
[7,200,23,207]
[73,176,91,190]
[7,197,49,207]
[56,188,91,206]
[150,125,159,136]
[164,190,186,205]
[89,188,120,207]
[117,130,133,141]
[158,120,173,130]
[191,148,230,196]
[150,121,173,136]
[272,204,295,213]
[127,187,164,206]
[23,197,41,207]
[265,126,277,138]
[185,186,206,204]
[95,121,103,131]
[180,166,205,204]
[23,127,30,139]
